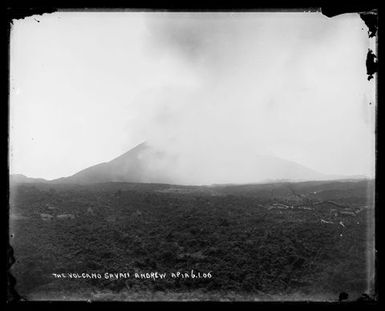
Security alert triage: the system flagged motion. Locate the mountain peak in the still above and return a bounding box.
[111,142,148,161]
[46,142,334,185]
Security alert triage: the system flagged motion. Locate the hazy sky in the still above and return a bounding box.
[10,11,376,180]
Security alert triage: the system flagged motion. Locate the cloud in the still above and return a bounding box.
[131,13,374,178]
[10,12,375,180]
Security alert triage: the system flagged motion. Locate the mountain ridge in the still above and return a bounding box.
[10,142,371,186]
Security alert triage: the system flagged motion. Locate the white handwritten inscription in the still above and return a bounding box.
[52,270,213,280]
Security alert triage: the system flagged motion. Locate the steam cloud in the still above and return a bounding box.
[10,12,375,181]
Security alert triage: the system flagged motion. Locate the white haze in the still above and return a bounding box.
[9,12,376,183]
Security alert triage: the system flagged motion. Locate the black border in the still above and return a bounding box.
[2,1,382,309]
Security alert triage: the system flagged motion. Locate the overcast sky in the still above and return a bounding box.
[10,11,376,180]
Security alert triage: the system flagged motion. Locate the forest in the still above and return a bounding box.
[9,179,375,301]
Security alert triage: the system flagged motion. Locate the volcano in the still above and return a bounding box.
[46,142,332,185]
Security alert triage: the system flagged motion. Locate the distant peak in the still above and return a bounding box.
[11,173,27,177]
[133,141,148,149]
[108,141,149,163]
[126,141,149,153]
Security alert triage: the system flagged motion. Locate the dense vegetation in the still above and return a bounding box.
[9,180,375,301]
